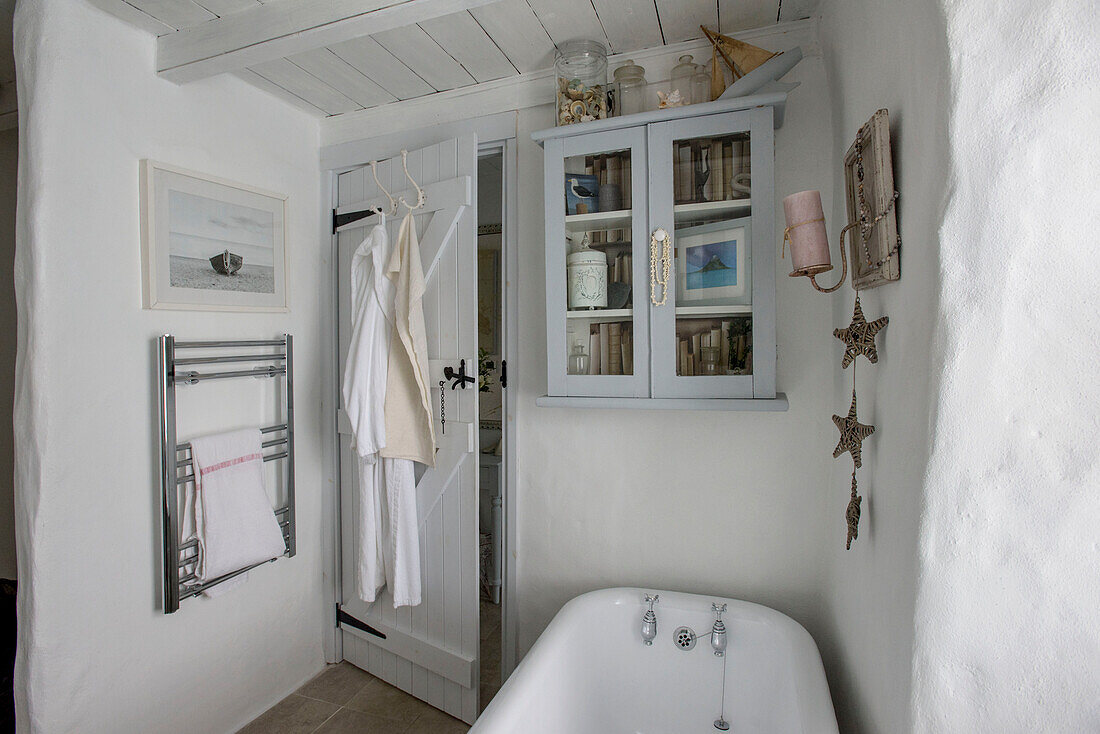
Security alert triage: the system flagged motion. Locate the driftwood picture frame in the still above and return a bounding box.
[843,109,900,290]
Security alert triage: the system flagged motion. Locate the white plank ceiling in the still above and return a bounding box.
[93,0,819,118]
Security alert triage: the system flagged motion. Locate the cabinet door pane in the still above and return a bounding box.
[648,109,776,398]
[545,127,650,397]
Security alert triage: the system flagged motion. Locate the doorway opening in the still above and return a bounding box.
[476,150,504,711]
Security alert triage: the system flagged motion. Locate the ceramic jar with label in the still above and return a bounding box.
[567,246,608,309]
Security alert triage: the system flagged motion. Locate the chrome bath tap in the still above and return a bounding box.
[710,603,727,657]
[641,594,659,646]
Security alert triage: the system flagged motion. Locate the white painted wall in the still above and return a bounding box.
[512,45,843,656]
[13,2,325,732]
[814,0,951,731]
[315,23,845,671]
[0,126,15,580]
[910,0,1100,730]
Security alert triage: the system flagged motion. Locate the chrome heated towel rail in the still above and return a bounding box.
[157,334,295,613]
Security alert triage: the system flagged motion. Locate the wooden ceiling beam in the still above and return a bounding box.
[156,0,502,84]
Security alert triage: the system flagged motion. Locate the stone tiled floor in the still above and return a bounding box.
[238,599,503,734]
[238,663,469,734]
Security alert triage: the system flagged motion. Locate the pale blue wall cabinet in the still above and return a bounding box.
[533,94,788,411]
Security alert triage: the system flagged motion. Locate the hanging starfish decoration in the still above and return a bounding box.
[834,295,889,368]
[833,390,875,468]
[845,472,862,550]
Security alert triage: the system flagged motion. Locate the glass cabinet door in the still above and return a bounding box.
[647,108,776,398]
[543,127,650,397]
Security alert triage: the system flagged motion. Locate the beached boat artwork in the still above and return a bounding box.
[210,249,244,276]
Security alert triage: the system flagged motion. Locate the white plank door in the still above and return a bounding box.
[335,135,480,724]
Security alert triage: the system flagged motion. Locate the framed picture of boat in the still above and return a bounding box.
[140,160,288,311]
[675,217,751,305]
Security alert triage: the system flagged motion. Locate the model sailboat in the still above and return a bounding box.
[701,26,803,101]
[701,26,777,98]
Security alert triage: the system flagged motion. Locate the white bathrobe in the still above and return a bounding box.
[342,216,423,607]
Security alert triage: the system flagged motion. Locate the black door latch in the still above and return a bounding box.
[443,359,476,390]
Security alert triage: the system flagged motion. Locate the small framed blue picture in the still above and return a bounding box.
[564,174,599,215]
[675,217,751,305]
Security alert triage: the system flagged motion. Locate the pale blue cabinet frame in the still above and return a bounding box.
[544,126,651,398]
[647,106,776,399]
[539,98,780,404]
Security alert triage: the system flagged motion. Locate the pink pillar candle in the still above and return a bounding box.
[782,190,832,276]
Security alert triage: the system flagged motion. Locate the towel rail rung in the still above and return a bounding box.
[174,339,287,349]
[177,555,285,600]
[174,353,286,366]
[175,450,289,484]
[176,425,287,453]
[174,366,286,384]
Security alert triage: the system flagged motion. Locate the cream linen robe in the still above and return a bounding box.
[381,211,437,467]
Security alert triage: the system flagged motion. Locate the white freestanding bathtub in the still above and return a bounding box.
[471,588,838,734]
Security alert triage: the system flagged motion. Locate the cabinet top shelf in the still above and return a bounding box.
[533,91,787,145]
[564,199,752,234]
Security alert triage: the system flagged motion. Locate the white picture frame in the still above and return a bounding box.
[675,217,751,305]
[140,160,289,312]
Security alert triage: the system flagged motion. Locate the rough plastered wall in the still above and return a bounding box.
[0,126,16,580]
[816,0,951,731]
[514,35,843,657]
[910,0,1100,730]
[14,2,325,732]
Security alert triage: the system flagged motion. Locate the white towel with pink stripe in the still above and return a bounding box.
[187,428,287,595]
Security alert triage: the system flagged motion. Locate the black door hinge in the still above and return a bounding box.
[336,605,386,639]
[501,360,507,389]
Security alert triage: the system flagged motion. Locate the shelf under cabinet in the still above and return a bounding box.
[535,394,789,412]
[563,199,751,234]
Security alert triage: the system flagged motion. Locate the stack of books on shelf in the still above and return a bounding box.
[576,322,633,376]
[675,317,753,376]
[574,152,632,246]
[674,136,751,205]
[610,252,632,285]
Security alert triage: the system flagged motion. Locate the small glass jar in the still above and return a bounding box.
[568,342,590,375]
[555,40,608,126]
[612,60,647,117]
[691,63,712,105]
[670,54,697,104]
[700,345,721,376]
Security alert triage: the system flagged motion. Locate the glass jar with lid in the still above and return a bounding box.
[612,60,647,117]
[670,54,697,104]
[691,63,712,105]
[568,342,591,375]
[555,40,608,126]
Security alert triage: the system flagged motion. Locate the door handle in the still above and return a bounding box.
[650,227,672,306]
[443,359,476,390]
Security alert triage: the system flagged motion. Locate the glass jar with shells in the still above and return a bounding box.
[555,40,608,126]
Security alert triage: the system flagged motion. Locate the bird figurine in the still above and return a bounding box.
[568,178,597,199]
